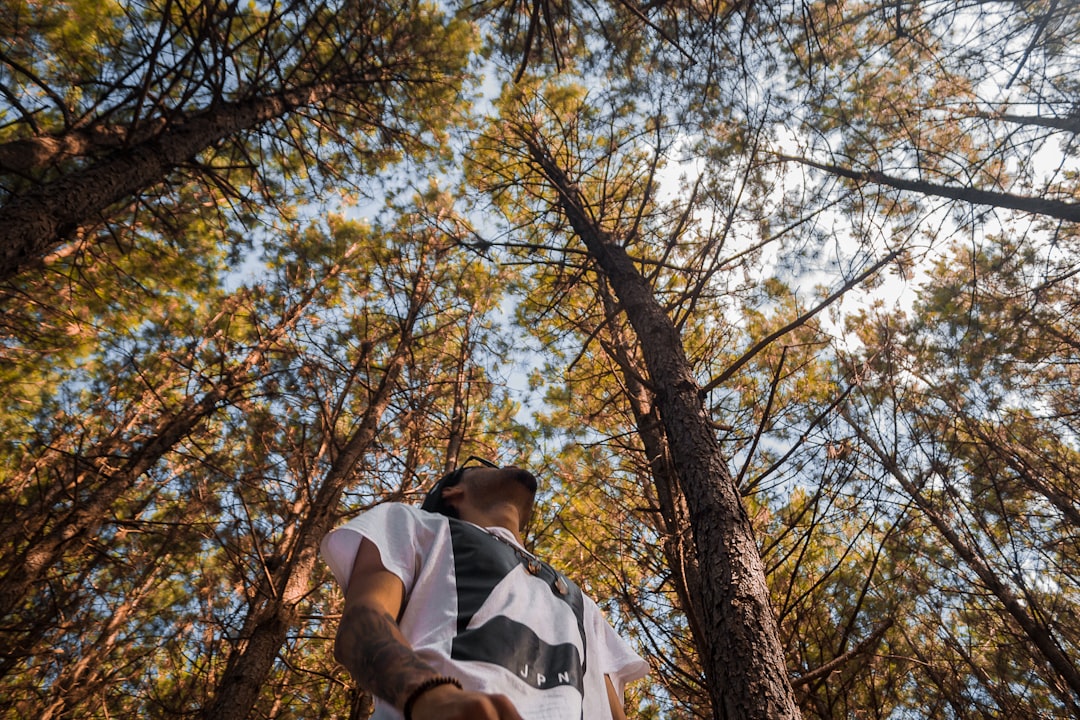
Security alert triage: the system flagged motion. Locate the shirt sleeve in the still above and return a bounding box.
[586,596,650,695]
[320,503,436,594]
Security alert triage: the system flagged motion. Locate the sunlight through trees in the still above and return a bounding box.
[2,0,1078,717]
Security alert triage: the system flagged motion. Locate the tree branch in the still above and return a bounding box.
[780,154,1080,224]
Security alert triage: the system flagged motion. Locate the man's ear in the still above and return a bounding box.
[440,484,465,507]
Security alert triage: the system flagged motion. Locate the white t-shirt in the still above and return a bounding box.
[321,503,649,720]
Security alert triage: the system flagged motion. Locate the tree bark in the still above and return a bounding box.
[780,154,1080,224]
[0,118,168,174]
[0,80,352,282]
[523,134,802,720]
[595,279,709,670]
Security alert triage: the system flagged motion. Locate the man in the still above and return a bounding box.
[321,457,648,720]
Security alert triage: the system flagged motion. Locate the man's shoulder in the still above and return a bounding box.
[365,500,420,515]
[348,501,446,531]
[327,503,451,560]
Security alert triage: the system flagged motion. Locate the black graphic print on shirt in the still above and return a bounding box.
[448,519,587,697]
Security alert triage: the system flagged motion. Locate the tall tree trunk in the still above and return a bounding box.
[200,273,429,720]
[0,118,168,174]
[595,279,708,672]
[522,136,801,719]
[0,79,357,281]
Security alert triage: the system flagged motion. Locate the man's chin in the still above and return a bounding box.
[506,467,539,495]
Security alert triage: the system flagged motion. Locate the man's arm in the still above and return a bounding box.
[606,675,628,720]
[332,538,433,707]
[333,538,524,720]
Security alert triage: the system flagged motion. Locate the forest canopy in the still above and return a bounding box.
[1,0,1078,718]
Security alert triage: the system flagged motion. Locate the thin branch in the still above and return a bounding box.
[705,247,902,392]
[791,620,894,688]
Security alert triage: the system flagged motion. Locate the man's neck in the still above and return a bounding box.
[456,503,523,544]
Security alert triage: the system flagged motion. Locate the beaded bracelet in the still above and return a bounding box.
[402,675,463,720]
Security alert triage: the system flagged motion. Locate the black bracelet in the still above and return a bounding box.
[402,675,463,720]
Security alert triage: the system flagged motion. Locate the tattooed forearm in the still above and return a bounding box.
[335,603,438,708]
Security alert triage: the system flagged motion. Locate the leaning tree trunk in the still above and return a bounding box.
[595,279,708,671]
[200,271,429,720]
[0,80,348,282]
[780,154,1080,224]
[523,135,802,720]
